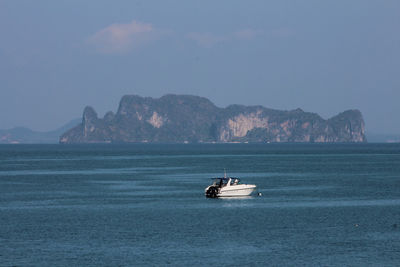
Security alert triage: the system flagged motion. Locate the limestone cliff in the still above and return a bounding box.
[60,94,366,143]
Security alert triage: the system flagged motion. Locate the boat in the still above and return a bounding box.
[205,172,257,198]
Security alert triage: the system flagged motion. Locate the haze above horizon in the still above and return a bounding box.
[1,0,399,134]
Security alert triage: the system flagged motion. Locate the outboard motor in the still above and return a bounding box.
[206,186,219,198]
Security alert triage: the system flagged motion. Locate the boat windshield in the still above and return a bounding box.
[231,179,240,185]
[211,178,240,186]
[212,178,227,186]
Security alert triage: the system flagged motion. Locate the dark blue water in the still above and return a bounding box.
[1,144,400,266]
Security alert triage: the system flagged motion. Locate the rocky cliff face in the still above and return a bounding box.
[60,94,366,143]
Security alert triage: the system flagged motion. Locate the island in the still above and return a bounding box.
[60,94,366,143]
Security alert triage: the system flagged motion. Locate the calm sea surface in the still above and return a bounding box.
[1,144,400,266]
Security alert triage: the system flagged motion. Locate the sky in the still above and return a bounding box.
[0,0,399,133]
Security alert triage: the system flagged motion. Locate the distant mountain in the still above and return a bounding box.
[0,119,81,144]
[60,94,366,144]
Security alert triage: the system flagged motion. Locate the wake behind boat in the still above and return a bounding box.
[205,172,256,198]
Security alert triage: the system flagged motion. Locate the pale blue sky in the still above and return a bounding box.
[1,0,399,133]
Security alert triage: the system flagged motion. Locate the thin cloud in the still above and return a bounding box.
[186,32,226,48]
[234,29,264,40]
[87,20,160,53]
[270,28,294,38]
[187,28,265,48]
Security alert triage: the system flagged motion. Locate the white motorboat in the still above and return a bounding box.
[205,172,256,198]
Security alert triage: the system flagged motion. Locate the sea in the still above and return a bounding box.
[1,143,400,266]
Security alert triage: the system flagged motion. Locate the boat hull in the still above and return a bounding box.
[217,185,256,197]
